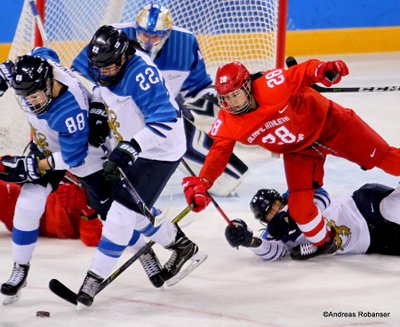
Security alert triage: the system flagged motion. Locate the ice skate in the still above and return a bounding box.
[76,270,103,307]
[291,229,337,260]
[1,262,30,305]
[139,248,164,288]
[161,227,207,285]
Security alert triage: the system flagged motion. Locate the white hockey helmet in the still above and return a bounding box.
[136,3,173,56]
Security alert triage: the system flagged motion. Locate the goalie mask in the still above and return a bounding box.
[88,25,131,86]
[12,55,53,115]
[250,189,287,224]
[136,3,173,57]
[215,62,252,115]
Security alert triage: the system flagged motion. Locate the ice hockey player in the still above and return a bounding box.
[0,47,108,305]
[0,180,102,247]
[225,183,400,260]
[71,2,248,196]
[74,25,207,307]
[182,59,400,260]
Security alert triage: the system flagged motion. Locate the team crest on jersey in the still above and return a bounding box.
[327,219,351,251]
[30,126,52,156]
[107,107,122,142]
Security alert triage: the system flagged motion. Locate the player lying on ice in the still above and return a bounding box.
[182,59,400,260]
[0,180,102,246]
[225,182,400,260]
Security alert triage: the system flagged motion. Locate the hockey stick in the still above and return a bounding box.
[285,56,400,93]
[28,0,49,46]
[313,84,400,93]
[49,204,193,306]
[181,158,233,226]
[117,167,156,225]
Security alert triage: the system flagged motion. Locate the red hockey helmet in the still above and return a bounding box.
[215,62,252,114]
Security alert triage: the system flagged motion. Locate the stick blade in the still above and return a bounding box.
[48,279,78,305]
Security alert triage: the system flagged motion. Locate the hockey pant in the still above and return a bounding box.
[87,157,181,278]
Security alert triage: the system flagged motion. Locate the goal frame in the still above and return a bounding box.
[31,0,288,70]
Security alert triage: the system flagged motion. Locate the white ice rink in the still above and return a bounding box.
[1,53,400,327]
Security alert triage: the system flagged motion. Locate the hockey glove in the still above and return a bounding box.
[183,86,219,119]
[88,102,110,147]
[103,140,140,181]
[0,155,44,183]
[225,219,261,248]
[182,176,212,212]
[0,60,14,97]
[315,60,349,87]
[267,211,299,241]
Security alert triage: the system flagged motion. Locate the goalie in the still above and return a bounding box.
[71,2,248,196]
[225,183,400,260]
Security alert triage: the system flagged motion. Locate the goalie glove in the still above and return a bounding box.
[183,86,219,118]
[315,60,349,87]
[88,102,110,147]
[0,60,14,97]
[0,155,44,183]
[224,219,262,248]
[103,139,141,181]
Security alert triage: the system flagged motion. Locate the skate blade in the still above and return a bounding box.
[2,290,22,305]
[76,302,88,311]
[166,251,208,287]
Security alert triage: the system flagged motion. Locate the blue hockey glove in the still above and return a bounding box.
[103,140,140,181]
[225,219,258,248]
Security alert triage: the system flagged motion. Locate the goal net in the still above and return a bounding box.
[10,0,287,73]
[5,0,287,153]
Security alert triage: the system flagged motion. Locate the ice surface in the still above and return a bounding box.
[1,52,400,327]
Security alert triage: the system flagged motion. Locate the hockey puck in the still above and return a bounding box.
[36,311,50,318]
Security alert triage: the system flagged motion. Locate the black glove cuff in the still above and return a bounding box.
[129,138,142,153]
[47,155,55,170]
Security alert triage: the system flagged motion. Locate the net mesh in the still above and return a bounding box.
[5,0,285,153]
[10,0,283,73]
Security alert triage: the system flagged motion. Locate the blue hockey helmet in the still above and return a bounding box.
[136,3,173,57]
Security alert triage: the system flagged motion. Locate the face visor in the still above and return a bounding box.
[218,79,252,114]
[15,78,52,115]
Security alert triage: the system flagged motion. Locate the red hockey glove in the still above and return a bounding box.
[80,207,102,247]
[182,176,212,212]
[315,60,349,87]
